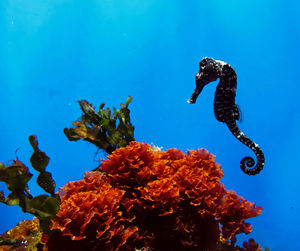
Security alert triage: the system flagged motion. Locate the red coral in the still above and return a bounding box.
[45,141,262,250]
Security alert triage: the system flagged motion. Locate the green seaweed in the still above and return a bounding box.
[0,135,60,233]
[64,96,135,154]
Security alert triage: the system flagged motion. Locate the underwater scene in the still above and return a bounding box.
[0,1,299,250]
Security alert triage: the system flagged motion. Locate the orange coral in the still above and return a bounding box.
[44,141,262,250]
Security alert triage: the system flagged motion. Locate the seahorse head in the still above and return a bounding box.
[197,57,222,84]
[188,57,223,104]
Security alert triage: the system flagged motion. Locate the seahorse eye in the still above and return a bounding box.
[200,60,206,67]
[199,63,206,71]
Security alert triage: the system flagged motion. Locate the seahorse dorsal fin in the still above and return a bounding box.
[237,104,243,123]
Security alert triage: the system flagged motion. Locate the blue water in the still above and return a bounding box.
[0,1,299,250]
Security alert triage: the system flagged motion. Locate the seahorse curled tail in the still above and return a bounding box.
[226,119,265,175]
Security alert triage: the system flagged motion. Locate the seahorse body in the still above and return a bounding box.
[187,57,264,175]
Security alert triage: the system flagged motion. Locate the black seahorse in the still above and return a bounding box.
[187,57,264,175]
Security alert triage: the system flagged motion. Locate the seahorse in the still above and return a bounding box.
[187,57,264,175]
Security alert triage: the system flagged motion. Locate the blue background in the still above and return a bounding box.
[1,1,299,250]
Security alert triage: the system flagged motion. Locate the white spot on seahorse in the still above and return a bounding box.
[236,132,244,138]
